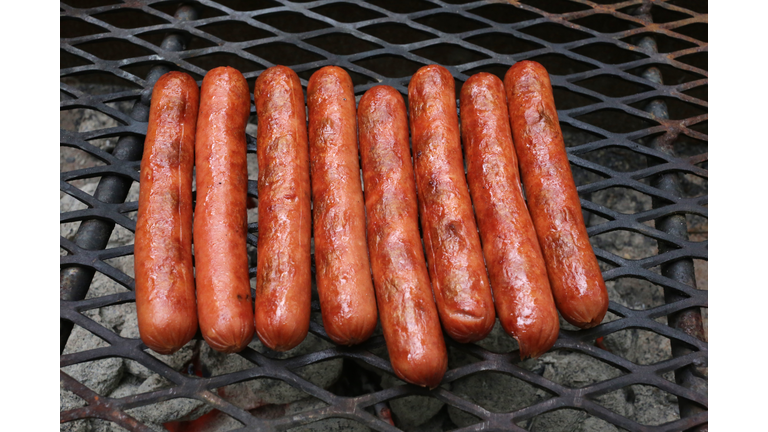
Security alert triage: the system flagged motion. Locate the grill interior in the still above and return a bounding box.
[60,1,708,431]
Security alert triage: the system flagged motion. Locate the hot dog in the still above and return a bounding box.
[503,61,609,329]
[194,66,255,352]
[135,71,199,355]
[408,64,496,343]
[358,85,447,388]
[459,72,559,358]
[253,66,312,351]
[307,66,378,345]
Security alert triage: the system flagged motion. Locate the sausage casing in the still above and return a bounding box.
[460,73,559,358]
[194,66,255,352]
[408,64,496,343]
[307,66,378,345]
[503,61,609,329]
[358,85,447,388]
[135,71,199,355]
[253,66,312,351]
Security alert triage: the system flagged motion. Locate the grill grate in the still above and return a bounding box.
[61,1,707,431]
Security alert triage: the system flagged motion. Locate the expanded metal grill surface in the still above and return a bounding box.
[60,1,707,431]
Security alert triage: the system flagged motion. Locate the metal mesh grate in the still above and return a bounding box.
[61,1,707,430]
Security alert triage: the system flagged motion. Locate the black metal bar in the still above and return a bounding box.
[634,3,708,430]
[60,5,199,353]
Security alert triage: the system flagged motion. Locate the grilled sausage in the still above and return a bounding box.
[459,73,559,358]
[253,66,312,351]
[503,61,609,329]
[358,85,447,388]
[135,71,199,355]
[408,64,496,343]
[194,66,255,352]
[307,66,378,345]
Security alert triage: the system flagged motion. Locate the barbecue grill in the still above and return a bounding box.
[60,1,707,430]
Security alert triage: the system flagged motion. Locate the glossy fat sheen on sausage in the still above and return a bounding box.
[503,61,609,329]
[460,73,559,358]
[358,85,447,388]
[307,66,378,346]
[194,66,255,353]
[253,66,312,351]
[408,64,496,343]
[135,71,199,355]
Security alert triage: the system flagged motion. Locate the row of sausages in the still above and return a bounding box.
[134,61,608,389]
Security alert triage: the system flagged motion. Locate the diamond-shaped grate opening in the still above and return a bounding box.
[61,49,93,68]
[676,51,707,71]
[286,417,371,432]
[592,229,660,261]
[465,32,544,55]
[245,42,325,66]
[72,38,157,61]
[412,42,490,66]
[608,276,667,310]
[359,22,437,45]
[255,11,332,33]
[578,146,660,173]
[573,74,654,98]
[650,5,693,24]
[668,0,707,14]
[540,350,626,388]
[520,0,591,14]
[213,0,279,11]
[594,384,682,426]
[197,21,275,42]
[353,54,424,78]
[304,32,382,55]
[552,86,601,110]
[522,408,627,431]
[61,1,707,430]
[364,0,437,14]
[571,42,650,65]
[519,22,594,44]
[311,2,385,23]
[588,186,654,215]
[673,22,708,43]
[575,108,661,134]
[570,13,642,33]
[683,83,707,102]
[468,3,542,24]
[560,123,606,146]
[414,13,490,34]
[60,17,109,38]
[452,371,553,413]
[62,0,122,7]
[603,328,675,365]
[125,397,213,427]
[90,9,170,29]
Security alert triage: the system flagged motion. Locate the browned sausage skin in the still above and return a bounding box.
[253,65,312,351]
[408,64,496,343]
[307,66,378,345]
[194,66,255,353]
[135,71,199,355]
[460,73,559,358]
[503,61,609,329]
[358,85,447,388]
